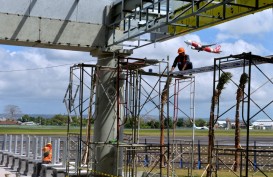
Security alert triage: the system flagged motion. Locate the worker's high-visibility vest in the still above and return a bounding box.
[42,146,52,162]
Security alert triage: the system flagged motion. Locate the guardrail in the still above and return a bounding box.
[1,134,273,176]
[0,134,65,177]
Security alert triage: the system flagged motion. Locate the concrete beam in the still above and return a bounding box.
[0,12,106,52]
[0,0,111,24]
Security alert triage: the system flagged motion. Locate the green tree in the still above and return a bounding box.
[71,116,80,126]
[176,118,184,127]
[39,117,47,125]
[164,118,173,129]
[139,117,148,128]
[51,114,67,126]
[20,114,31,122]
[195,118,206,127]
[124,116,149,129]
[124,117,134,128]
[147,119,160,129]
[184,118,193,127]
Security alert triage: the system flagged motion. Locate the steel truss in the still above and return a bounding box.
[63,57,196,176]
[108,0,273,50]
[207,52,273,177]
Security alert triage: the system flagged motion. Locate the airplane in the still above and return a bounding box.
[193,124,209,130]
[184,40,222,54]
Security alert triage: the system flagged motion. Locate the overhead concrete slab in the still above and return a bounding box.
[0,0,115,24]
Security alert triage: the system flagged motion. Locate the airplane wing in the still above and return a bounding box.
[201,43,216,48]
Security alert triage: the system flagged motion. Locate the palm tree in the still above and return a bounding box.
[207,72,232,177]
[160,76,172,167]
[234,73,248,171]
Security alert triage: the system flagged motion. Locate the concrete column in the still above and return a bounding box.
[93,54,124,176]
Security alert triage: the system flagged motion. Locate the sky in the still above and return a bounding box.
[0,9,273,120]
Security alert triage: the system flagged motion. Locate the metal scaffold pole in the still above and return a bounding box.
[190,76,196,177]
[207,52,273,177]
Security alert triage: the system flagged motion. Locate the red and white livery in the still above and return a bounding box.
[184,40,222,54]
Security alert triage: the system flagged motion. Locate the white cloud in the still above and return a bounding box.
[214,9,273,36]
[0,47,92,114]
[0,8,272,117]
[184,34,202,43]
[216,33,237,41]
[221,40,265,55]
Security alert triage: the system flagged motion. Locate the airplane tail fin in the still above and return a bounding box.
[215,45,221,53]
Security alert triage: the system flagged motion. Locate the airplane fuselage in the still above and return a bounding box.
[185,40,221,53]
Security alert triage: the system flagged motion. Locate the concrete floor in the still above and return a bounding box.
[0,164,30,177]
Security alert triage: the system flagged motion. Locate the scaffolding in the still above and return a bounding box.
[172,76,196,177]
[63,56,196,176]
[63,63,97,176]
[207,52,273,177]
[62,52,273,177]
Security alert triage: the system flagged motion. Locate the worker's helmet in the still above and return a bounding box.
[178,47,185,53]
[46,143,52,147]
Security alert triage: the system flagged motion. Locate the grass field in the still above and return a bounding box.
[1,125,273,137]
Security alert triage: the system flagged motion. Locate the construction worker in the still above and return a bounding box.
[36,142,52,176]
[42,142,52,163]
[171,47,193,72]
